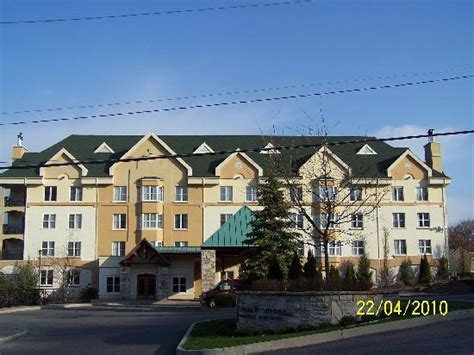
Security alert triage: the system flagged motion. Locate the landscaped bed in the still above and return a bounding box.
[183,300,474,350]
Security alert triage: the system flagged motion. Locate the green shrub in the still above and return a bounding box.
[327,265,340,290]
[80,286,98,302]
[303,250,317,278]
[267,257,284,280]
[215,293,236,307]
[436,256,449,279]
[398,259,416,286]
[339,316,358,327]
[297,322,317,332]
[356,254,374,290]
[341,261,357,291]
[288,253,303,280]
[250,279,287,291]
[418,255,432,284]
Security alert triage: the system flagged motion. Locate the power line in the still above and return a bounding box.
[0,74,472,127]
[1,67,470,116]
[0,0,317,25]
[1,129,472,171]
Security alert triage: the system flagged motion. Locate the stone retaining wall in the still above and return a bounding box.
[237,291,395,331]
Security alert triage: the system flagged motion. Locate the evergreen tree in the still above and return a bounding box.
[16,260,38,290]
[241,175,299,280]
[418,254,432,284]
[356,254,374,290]
[398,259,415,286]
[436,256,449,279]
[303,250,317,278]
[341,261,357,291]
[288,252,303,280]
[327,265,340,290]
[267,256,284,280]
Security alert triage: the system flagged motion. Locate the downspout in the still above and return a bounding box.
[202,178,205,244]
[441,181,448,257]
[375,179,381,269]
[95,178,99,260]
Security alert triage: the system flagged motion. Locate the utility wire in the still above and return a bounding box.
[1,67,470,116]
[0,74,472,127]
[1,129,472,171]
[0,0,317,25]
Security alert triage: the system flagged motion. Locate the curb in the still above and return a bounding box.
[176,308,474,354]
[0,306,41,315]
[0,327,28,344]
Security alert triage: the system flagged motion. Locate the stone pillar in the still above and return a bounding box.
[157,266,169,300]
[120,266,130,299]
[201,249,216,292]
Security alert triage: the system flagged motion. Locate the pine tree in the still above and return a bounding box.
[341,261,357,291]
[436,256,449,279]
[267,256,284,280]
[398,259,415,286]
[288,252,303,280]
[418,254,432,284]
[327,265,340,290]
[303,250,317,278]
[241,175,299,280]
[356,254,373,290]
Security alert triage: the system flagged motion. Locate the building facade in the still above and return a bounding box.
[0,132,450,299]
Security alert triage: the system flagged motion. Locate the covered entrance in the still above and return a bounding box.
[137,274,156,299]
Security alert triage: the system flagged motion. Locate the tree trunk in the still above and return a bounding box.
[324,239,330,287]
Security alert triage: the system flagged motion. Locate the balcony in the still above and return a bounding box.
[4,197,25,207]
[2,224,24,235]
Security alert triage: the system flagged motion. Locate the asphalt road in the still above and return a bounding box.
[262,317,474,355]
[0,306,234,355]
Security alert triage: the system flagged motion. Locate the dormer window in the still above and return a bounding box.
[193,142,214,154]
[94,142,115,154]
[260,143,280,154]
[356,144,377,155]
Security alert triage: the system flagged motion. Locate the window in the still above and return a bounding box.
[141,186,163,202]
[392,186,404,201]
[392,213,406,228]
[416,187,428,201]
[113,214,126,230]
[172,277,186,292]
[350,188,363,202]
[113,186,127,202]
[220,186,233,202]
[221,271,235,280]
[152,241,163,247]
[175,186,188,202]
[417,213,430,228]
[352,241,365,256]
[319,213,337,229]
[174,214,188,229]
[246,186,257,202]
[290,213,304,229]
[66,269,81,286]
[419,240,432,254]
[40,270,53,286]
[297,242,305,257]
[351,213,363,228]
[394,240,407,255]
[112,241,125,256]
[175,241,188,247]
[328,241,342,256]
[290,186,303,202]
[315,186,337,202]
[41,241,55,257]
[67,241,81,257]
[70,186,83,201]
[106,276,120,292]
[141,213,162,229]
[44,186,57,202]
[42,214,56,229]
[68,214,82,229]
[220,214,232,226]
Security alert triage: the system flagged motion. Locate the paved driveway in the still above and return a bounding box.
[0,306,234,354]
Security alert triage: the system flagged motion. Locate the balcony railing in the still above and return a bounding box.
[2,224,24,234]
[4,197,25,207]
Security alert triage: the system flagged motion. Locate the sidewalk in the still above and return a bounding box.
[0,326,28,344]
[92,298,202,310]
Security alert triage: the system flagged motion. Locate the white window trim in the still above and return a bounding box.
[40,269,54,286]
[392,213,406,229]
[141,213,163,230]
[69,186,83,202]
[112,214,127,230]
[42,214,56,229]
[111,241,125,257]
[350,213,364,229]
[351,241,365,256]
[417,213,430,228]
[44,186,57,202]
[245,186,258,202]
[419,239,432,255]
[106,275,121,293]
[68,214,82,230]
[67,241,82,257]
[174,214,188,230]
[392,186,404,202]
[219,186,233,202]
[113,186,128,203]
[174,186,188,202]
[394,240,407,255]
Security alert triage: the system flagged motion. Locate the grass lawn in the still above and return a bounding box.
[183,300,474,350]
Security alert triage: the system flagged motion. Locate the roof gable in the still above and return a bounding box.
[193,142,215,154]
[94,142,115,154]
[120,239,170,266]
[357,144,377,155]
[40,148,88,177]
[215,152,263,177]
[387,149,432,178]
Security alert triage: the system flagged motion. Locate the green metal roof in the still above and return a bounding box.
[202,206,254,248]
[0,134,448,179]
[155,246,201,254]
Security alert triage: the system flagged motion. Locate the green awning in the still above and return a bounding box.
[155,246,201,254]
[202,206,254,248]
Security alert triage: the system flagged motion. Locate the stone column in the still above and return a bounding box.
[120,266,130,299]
[157,266,169,300]
[201,249,216,292]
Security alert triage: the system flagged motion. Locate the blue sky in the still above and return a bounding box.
[0,0,472,223]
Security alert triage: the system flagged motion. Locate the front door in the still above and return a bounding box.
[137,274,156,299]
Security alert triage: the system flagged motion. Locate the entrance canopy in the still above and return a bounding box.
[120,239,170,267]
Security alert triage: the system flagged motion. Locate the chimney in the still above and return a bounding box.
[424,129,442,172]
[12,132,28,161]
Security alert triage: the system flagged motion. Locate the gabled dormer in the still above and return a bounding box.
[193,142,214,154]
[94,142,115,154]
[357,144,377,155]
[260,143,280,154]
